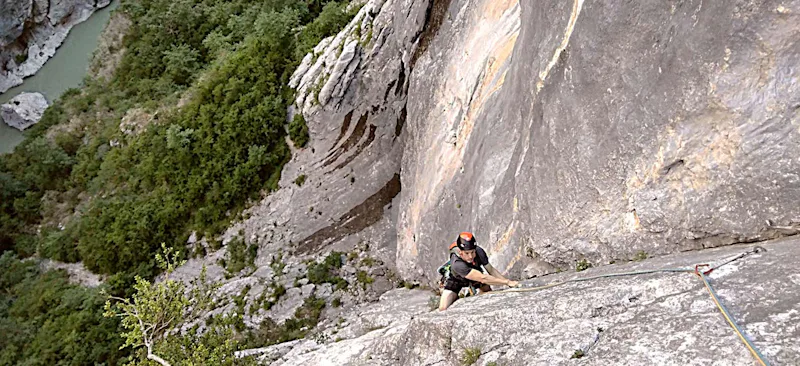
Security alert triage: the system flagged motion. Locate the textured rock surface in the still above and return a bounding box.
[262,238,800,365]
[0,0,32,48]
[88,11,130,80]
[396,0,800,282]
[0,0,110,93]
[0,91,48,130]
[39,259,103,287]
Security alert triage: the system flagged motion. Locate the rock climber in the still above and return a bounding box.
[438,232,520,311]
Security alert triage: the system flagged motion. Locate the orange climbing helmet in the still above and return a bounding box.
[455,232,477,251]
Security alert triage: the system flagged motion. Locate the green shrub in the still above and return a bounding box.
[244,295,327,348]
[356,270,374,288]
[14,52,27,64]
[295,1,359,59]
[307,252,347,288]
[77,11,299,275]
[295,174,307,186]
[222,237,259,276]
[461,347,481,365]
[576,259,592,272]
[360,256,376,267]
[289,114,310,148]
[271,252,287,274]
[0,253,128,364]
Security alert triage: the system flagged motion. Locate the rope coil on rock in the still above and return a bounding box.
[492,247,771,365]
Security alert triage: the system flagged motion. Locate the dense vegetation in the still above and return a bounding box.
[0,253,126,364]
[0,0,358,364]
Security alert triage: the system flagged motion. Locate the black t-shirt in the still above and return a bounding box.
[450,246,489,280]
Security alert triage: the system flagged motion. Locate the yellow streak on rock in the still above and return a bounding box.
[492,222,516,254]
[408,31,520,234]
[403,0,520,262]
[455,32,518,150]
[536,0,585,94]
[625,108,742,210]
[485,0,518,20]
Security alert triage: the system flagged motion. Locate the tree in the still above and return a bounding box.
[103,245,250,366]
[162,44,200,85]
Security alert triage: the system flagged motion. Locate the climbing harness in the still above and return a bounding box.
[494,246,772,366]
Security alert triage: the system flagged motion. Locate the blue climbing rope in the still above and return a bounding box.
[492,247,771,364]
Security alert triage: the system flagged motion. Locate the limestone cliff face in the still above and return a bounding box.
[0,0,111,93]
[395,0,800,282]
[229,0,800,283]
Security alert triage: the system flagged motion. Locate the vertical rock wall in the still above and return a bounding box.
[396,0,800,281]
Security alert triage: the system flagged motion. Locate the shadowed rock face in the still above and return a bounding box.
[0,0,110,93]
[397,0,800,282]
[219,0,433,267]
[265,238,800,365]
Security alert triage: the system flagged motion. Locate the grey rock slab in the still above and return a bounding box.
[235,340,302,363]
[318,40,360,106]
[48,0,94,26]
[270,286,316,324]
[273,237,800,365]
[268,288,434,366]
[301,283,316,297]
[342,264,357,275]
[317,283,333,299]
[39,259,102,288]
[32,0,48,23]
[1,91,47,130]
[252,265,275,280]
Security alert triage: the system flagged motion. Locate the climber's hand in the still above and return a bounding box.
[507,280,521,288]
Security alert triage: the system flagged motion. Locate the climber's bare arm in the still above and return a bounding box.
[484,264,508,281]
[464,269,511,286]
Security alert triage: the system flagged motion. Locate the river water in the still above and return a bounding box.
[0,0,120,154]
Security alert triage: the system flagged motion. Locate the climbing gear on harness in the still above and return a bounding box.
[437,242,460,290]
[494,246,771,365]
